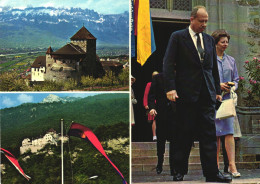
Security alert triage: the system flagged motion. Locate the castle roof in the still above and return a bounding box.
[47,128,56,133]
[46,46,53,54]
[31,56,46,68]
[101,61,124,67]
[70,26,96,40]
[52,43,86,55]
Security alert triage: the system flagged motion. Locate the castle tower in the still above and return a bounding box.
[46,46,53,68]
[70,26,96,54]
[70,26,98,77]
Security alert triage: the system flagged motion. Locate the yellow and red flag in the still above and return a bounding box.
[134,0,156,66]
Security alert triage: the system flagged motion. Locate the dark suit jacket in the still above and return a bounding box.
[163,28,221,103]
[148,73,174,117]
[148,73,176,138]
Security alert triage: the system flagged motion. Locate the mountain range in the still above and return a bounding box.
[0,7,129,49]
[41,94,80,103]
[1,93,129,148]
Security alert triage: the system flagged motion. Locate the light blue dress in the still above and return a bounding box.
[215,53,239,136]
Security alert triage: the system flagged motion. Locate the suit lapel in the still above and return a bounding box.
[202,33,210,64]
[182,29,201,64]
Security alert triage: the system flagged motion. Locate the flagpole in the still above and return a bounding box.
[61,119,64,184]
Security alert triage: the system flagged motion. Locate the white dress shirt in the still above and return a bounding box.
[188,26,204,60]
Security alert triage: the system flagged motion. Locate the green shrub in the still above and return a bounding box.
[118,69,129,85]
[81,76,95,88]
[33,80,63,91]
[0,71,31,91]
[63,78,78,90]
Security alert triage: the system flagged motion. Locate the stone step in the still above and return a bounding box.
[132,169,260,184]
[132,147,200,156]
[132,162,260,172]
[132,142,199,150]
[132,154,257,165]
[132,155,224,165]
[132,154,257,163]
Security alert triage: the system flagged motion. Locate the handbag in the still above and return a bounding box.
[216,89,236,120]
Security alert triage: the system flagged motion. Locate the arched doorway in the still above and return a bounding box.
[131,19,189,142]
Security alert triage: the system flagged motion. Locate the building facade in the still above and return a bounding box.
[31,26,105,82]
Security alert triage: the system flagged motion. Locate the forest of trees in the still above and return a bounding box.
[1,94,129,150]
[1,122,129,184]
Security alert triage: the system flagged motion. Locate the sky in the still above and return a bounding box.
[0,92,100,109]
[0,0,129,14]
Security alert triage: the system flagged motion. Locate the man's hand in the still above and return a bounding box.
[149,109,157,116]
[220,82,230,93]
[216,95,222,101]
[166,90,179,101]
[144,105,149,110]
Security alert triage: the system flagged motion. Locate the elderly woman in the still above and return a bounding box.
[211,29,240,177]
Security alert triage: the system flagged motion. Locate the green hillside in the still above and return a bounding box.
[1,93,129,149]
[1,122,129,184]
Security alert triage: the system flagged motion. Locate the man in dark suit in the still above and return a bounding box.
[163,6,232,182]
[148,73,176,176]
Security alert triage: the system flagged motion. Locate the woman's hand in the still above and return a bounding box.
[149,109,157,116]
[220,82,230,93]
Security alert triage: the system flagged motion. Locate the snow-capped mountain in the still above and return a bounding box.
[42,94,63,103]
[0,7,129,48]
[41,94,80,103]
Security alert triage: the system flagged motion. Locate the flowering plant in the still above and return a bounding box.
[237,57,260,106]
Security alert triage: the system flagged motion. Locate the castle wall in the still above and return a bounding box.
[31,67,45,81]
[87,40,96,55]
[44,70,78,81]
[20,145,44,154]
[45,57,80,81]
[81,40,97,77]
[71,40,87,52]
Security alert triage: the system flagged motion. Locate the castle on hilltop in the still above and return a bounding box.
[31,26,105,82]
[20,128,68,154]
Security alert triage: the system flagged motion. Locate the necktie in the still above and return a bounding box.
[195,33,204,61]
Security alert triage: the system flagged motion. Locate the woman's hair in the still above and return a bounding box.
[211,29,231,44]
[152,71,159,78]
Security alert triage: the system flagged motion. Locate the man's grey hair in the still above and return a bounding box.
[191,5,207,18]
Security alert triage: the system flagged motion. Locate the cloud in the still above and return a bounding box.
[0,0,9,7]
[40,2,55,8]
[17,94,33,103]
[2,97,15,107]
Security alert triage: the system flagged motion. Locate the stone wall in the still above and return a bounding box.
[45,57,80,81]
[20,145,43,154]
[71,40,87,52]
[31,67,45,81]
[44,69,78,81]
[206,0,259,75]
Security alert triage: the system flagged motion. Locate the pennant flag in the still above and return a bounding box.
[135,0,156,66]
[68,122,128,184]
[1,148,31,181]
